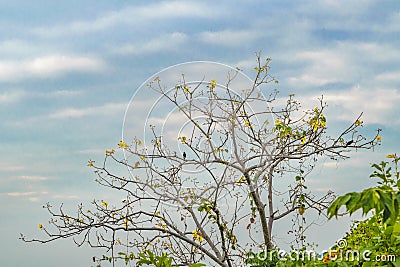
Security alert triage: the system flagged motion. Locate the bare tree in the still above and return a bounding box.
[21,55,381,267]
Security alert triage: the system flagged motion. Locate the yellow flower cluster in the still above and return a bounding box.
[192,230,203,242]
[310,119,326,131]
[301,137,306,144]
[236,176,246,184]
[178,136,187,144]
[118,140,129,149]
[210,79,216,89]
[123,219,129,229]
[253,64,268,73]
[157,222,167,230]
[87,160,95,167]
[386,153,396,158]
[244,120,252,128]
[309,109,326,131]
[105,149,115,156]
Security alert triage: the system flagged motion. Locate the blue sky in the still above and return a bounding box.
[1,1,400,266]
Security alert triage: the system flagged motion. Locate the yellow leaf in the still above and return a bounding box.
[376,136,382,142]
[386,154,395,158]
[134,161,140,168]
[38,223,43,229]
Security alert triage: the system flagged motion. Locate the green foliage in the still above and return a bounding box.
[136,250,206,267]
[268,215,400,266]
[341,214,400,266]
[324,154,400,266]
[328,155,400,224]
[254,155,400,267]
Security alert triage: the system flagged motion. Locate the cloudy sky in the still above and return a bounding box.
[1,1,400,266]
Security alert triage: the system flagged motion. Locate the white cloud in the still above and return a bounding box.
[273,83,400,127]
[4,191,50,202]
[294,0,378,33]
[235,59,256,70]
[19,175,49,181]
[322,85,400,125]
[76,148,105,155]
[41,90,83,98]
[27,197,41,202]
[0,165,25,172]
[51,194,80,199]
[113,32,188,55]
[0,39,40,58]
[49,102,126,119]
[32,1,215,37]
[322,155,368,169]
[27,55,104,76]
[0,89,81,104]
[6,191,36,197]
[199,29,260,47]
[381,11,400,32]
[0,55,105,82]
[287,49,347,86]
[284,41,400,87]
[0,91,24,103]
[376,71,400,83]
[341,41,400,63]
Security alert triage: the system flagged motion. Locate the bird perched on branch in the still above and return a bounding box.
[183,152,186,160]
[346,140,353,146]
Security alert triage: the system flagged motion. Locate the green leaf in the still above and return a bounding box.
[346,193,362,214]
[188,263,206,267]
[371,163,382,172]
